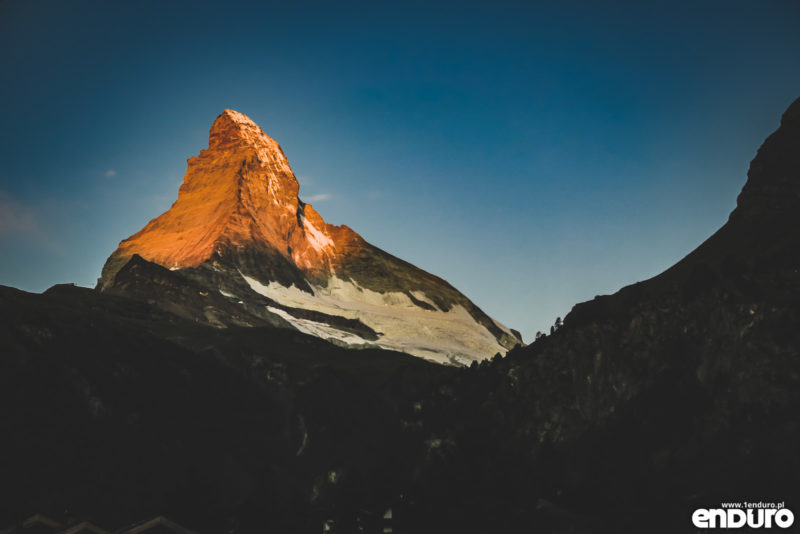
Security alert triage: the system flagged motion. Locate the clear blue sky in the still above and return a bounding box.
[1,0,798,341]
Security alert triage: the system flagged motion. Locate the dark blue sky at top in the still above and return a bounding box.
[1,0,798,340]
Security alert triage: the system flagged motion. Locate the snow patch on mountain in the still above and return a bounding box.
[492,318,516,338]
[242,273,507,365]
[302,217,334,253]
[266,306,370,346]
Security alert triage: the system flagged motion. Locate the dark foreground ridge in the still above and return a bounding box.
[1,96,799,533]
[405,95,800,532]
[0,283,444,533]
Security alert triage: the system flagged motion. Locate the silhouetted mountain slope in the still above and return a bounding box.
[397,97,800,532]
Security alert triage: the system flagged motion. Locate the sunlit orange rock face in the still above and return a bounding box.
[101,110,363,282]
[99,109,522,363]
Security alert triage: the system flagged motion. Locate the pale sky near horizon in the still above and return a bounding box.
[1,0,799,341]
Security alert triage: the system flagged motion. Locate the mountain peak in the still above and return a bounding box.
[731,96,800,226]
[220,108,254,122]
[212,109,261,131]
[99,110,522,362]
[208,109,284,156]
[781,96,800,124]
[99,110,314,284]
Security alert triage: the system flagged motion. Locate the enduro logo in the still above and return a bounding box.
[692,502,794,529]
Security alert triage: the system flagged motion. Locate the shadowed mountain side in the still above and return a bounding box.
[105,254,380,341]
[395,97,800,532]
[0,283,448,533]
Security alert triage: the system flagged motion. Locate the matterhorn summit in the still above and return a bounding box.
[99,110,521,364]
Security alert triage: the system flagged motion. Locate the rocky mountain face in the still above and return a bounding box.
[98,110,520,364]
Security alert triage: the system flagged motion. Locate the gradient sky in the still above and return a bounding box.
[1,0,799,341]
